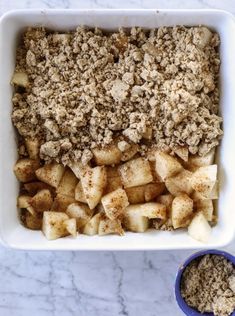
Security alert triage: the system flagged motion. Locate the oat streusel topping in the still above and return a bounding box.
[181,254,235,316]
[12,26,223,165]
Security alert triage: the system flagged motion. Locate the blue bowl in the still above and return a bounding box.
[175,249,235,316]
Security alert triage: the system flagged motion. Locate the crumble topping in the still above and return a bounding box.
[12,26,222,165]
[181,254,235,316]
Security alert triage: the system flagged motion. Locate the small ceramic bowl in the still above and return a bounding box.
[175,249,235,316]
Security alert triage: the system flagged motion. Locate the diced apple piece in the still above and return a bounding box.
[98,216,124,236]
[83,213,101,236]
[147,148,172,162]
[125,186,145,204]
[123,208,149,233]
[80,166,107,209]
[191,165,217,198]
[25,212,42,230]
[119,157,153,188]
[75,182,87,203]
[171,194,193,229]
[30,189,53,212]
[195,199,213,221]
[51,194,76,212]
[144,182,165,201]
[93,144,122,165]
[192,182,219,200]
[36,163,65,188]
[174,146,189,162]
[69,161,85,179]
[155,152,183,181]
[66,202,93,230]
[101,188,129,220]
[25,138,40,159]
[64,218,77,237]
[14,159,40,183]
[57,169,78,198]
[24,181,54,195]
[188,212,211,243]
[139,202,166,219]
[18,195,31,208]
[125,203,166,220]
[24,212,42,230]
[124,215,149,233]
[188,148,215,170]
[18,195,35,215]
[42,211,69,240]
[165,170,193,196]
[11,72,29,87]
[121,144,139,162]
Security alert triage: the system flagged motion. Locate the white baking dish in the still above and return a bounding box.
[0,9,235,250]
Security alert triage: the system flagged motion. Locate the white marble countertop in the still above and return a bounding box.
[0,1,235,315]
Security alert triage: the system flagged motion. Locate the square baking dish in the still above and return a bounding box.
[0,9,235,250]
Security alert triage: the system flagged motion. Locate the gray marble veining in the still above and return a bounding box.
[0,0,234,315]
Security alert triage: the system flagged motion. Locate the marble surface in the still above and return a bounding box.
[0,0,235,315]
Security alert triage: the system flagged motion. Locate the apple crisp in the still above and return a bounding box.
[12,26,222,166]
[12,26,222,241]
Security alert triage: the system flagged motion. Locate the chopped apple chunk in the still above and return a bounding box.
[25,138,40,160]
[119,157,153,188]
[36,163,65,188]
[83,213,101,236]
[66,202,93,230]
[165,169,193,196]
[195,199,213,221]
[74,182,87,203]
[11,71,29,87]
[64,218,77,237]
[14,159,40,183]
[155,152,183,180]
[188,212,211,243]
[25,212,42,230]
[57,169,78,198]
[191,165,217,198]
[93,144,122,165]
[42,211,69,240]
[79,166,107,209]
[30,189,53,213]
[171,194,193,229]
[101,188,129,220]
[98,216,124,236]
[51,194,76,212]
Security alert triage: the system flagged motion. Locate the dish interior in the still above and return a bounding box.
[0,10,235,249]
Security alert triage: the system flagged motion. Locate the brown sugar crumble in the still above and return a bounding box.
[12,26,223,166]
[181,254,235,316]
